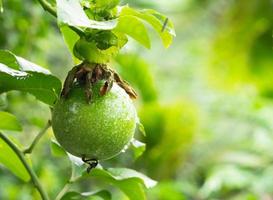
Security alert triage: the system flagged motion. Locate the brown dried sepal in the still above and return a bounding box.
[61,62,137,103]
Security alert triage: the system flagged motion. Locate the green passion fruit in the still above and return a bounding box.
[52,82,137,160]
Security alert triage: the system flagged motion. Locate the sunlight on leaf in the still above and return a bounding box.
[60,190,111,200]
[119,6,175,48]
[115,15,150,49]
[79,167,157,200]
[50,140,67,157]
[56,0,117,29]
[0,111,22,131]
[0,135,30,182]
[0,50,62,106]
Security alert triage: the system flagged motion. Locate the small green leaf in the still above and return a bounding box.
[115,15,150,48]
[56,0,117,30]
[0,135,30,181]
[82,168,157,200]
[93,31,119,50]
[93,0,120,10]
[0,111,22,131]
[61,190,111,200]
[0,50,62,106]
[119,6,175,48]
[130,139,146,159]
[50,140,67,157]
[74,39,120,63]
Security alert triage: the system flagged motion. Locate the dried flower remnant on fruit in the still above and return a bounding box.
[61,62,137,103]
[52,62,138,172]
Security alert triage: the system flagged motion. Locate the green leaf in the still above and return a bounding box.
[119,6,175,48]
[61,190,111,200]
[74,39,120,63]
[92,0,120,10]
[0,136,30,181]
[82,168,157,200]
[92,31,119,50]
[115,15,150,49]
[115,179,146,200]
[0,111,22,131]
[50,140,67,157]
[56,1,173,51]
[56,0,117,30]
[59,26,81,64]
[130,139,146,160]
[0,50,62,106]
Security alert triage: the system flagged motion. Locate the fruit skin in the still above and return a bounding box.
[52,82,137,160]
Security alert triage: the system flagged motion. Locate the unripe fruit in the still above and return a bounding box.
[52,82,137,160]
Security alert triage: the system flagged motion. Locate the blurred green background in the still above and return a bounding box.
[0,0,273,199]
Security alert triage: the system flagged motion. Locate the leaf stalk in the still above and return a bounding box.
[23,120,51,154]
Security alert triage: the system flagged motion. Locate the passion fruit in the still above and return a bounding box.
[52,81,137,160]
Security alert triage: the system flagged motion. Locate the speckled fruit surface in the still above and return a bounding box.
[52,82,137,160]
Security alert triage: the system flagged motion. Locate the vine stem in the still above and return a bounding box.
[35,0,84,36]
[36,0,57,17]
[0,132,50,200]
[24,120,51,154]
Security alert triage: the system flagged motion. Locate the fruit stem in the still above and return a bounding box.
[0,132,50,200]
[23,120,51,154]
[35,0,84,36]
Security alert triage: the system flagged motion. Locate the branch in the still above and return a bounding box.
[36,0,84,36]
[24,120,51,154]
[0,132,50,200]
[36,0,57,17]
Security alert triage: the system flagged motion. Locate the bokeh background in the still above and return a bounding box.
[0,0,273,199]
